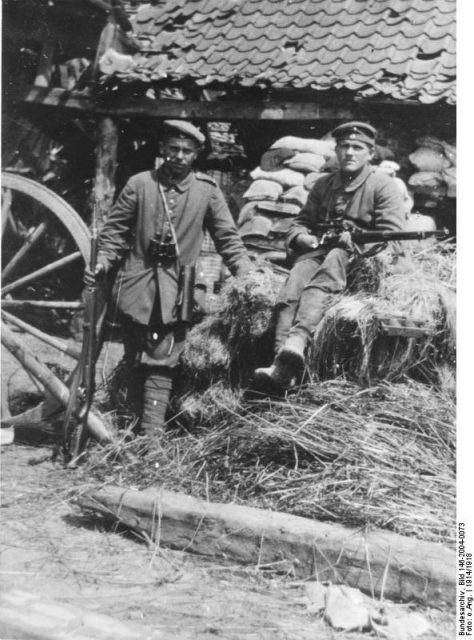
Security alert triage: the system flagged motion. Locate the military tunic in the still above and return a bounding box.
[97,167,250,327]
[273,165,406,351]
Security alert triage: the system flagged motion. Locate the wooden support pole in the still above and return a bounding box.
[1,323,111,443]
[80,485,455,607]
[34,34,56,88]
[94,117,119,227]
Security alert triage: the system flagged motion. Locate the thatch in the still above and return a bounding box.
[84,378,455,546]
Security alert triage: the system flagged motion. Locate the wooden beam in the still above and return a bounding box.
[80,485,455,606]
[94,117,119,226]
[1,322,111,443]
[34,35,56,88]
[21,86,355,121]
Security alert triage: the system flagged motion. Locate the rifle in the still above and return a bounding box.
[295,223,450,263]
[62,209,100,466]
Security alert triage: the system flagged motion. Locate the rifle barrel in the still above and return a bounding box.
[350,228,449,243]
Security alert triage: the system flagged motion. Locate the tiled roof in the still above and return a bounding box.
[117,0,456,104]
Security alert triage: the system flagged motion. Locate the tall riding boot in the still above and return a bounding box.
[140,366,174,438]
[273,301,298,355]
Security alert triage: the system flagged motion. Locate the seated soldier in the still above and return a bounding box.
[254,121,405,389]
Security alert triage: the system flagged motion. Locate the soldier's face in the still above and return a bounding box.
[161,136,199,177]
[336,140,374,175]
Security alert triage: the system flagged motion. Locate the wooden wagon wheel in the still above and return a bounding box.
[1,172,110,444]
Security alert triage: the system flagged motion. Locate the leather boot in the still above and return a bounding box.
[274,332,307,376]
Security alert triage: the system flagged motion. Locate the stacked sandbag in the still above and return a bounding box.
[408,136,456,198]
[238,135,337,258]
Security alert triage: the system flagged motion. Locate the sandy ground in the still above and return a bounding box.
[0,333,456,639]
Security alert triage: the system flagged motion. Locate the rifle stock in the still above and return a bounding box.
[62,214,99,465]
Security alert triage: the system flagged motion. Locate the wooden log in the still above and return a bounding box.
[80,485,455,607]
[1,323,111,443]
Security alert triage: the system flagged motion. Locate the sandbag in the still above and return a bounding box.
[304,172,327,191]
[408,171,447,197]
[405,213,437,233]
[239,215,273,238]
[408,171,445,188]
[250,167,305,188]
[260,148,296,171]
[243,179,283,201]
[283,152,327,173]
[321,156,340,172]
[270,136,336,158]
[409,147,450,172]
[237,202,258,226]
[442,166,456,197]
[279,185,308,207]
[416,136,446,153]
[378,160,401,177]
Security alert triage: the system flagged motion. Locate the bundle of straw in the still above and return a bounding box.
[177,264,283,391]
[311,244,456,384]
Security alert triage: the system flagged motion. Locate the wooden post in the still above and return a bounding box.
[94,117,119,226]
[34,33,56,88]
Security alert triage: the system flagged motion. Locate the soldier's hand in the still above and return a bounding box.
[337,230,354,251]
[294,233,319,252]
[83,262,106,287]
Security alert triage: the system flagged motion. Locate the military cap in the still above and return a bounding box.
[163,119,206,145]
[332,121,377,146]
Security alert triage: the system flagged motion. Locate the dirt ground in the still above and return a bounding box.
[0,335,456,639]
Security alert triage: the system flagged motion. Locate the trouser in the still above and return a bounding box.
[274,248,350,354]
[121,316,187,437]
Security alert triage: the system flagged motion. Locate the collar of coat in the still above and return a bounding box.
[156,167,194,192]
[330,164,374,193]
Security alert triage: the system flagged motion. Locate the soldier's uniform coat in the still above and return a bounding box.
[97,166,250,327]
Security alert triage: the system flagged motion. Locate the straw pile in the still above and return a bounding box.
[176,242,456,392]
[88,242,455,547]
[85,378,455,546]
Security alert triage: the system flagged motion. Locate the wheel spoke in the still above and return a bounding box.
[2,299,84,309]
[2,220,49,282]
[1,250,82,296]
[2,310,81,360]
[1,188,12,235]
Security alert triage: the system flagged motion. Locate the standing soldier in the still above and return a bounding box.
[254,121,406,389]
[89,120,251,436]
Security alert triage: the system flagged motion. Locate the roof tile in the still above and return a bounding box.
[115,0,456,103]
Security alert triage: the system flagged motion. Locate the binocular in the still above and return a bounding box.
[148,232,177,264]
